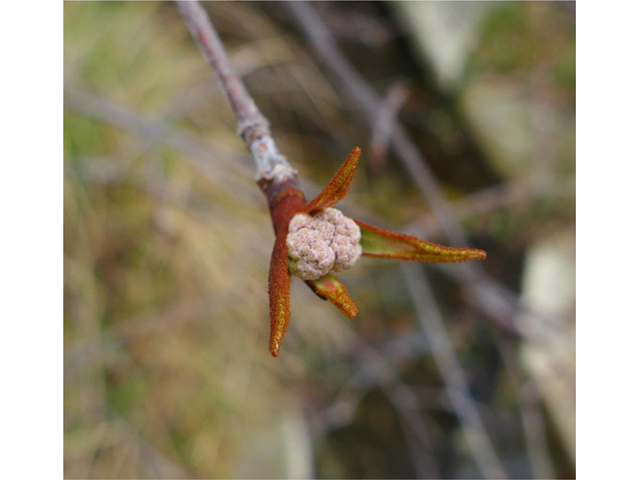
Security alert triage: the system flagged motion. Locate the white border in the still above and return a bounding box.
[2,1,62,477]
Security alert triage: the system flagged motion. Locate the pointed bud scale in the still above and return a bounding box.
[306,273,358,318]
[355,219,486,263]
[268,231,291,357]
[267,190,306,358]
[303,147,361,214]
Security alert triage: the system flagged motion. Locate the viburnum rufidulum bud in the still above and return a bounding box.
[266,146,487,357]
[287,208,362,280]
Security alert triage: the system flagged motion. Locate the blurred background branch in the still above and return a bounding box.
[402,262,506,479]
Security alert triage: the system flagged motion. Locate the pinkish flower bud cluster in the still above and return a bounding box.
[287,208,362,280]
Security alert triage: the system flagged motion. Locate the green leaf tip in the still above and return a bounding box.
[355,220,486,263]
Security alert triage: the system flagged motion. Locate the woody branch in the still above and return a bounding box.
[176,0,301,205]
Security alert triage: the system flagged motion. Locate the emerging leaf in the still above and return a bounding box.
[355,220,486,263]
[269,232,292,357]
[305,273,358,318]
[303,147,361,214]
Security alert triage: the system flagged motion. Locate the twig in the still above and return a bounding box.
[177,1,561,356]
[177,1,269,143]
[370,82,410,171]
[176,0,300,205]
[401,263,507,479]
[308,323,441,477]
[63,87,253,197]
[493,332,556,478]
[517,380,556,479]
[415,176,576,238]
[349,340,441,478]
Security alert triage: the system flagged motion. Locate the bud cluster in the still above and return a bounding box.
[286,208,362,280]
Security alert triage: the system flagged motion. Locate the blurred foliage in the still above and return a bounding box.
[64,2,575,478]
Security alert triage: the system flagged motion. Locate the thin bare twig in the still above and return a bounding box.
[401,263,507,479]
[308,323,441,477]
[177,0,300,204]
[177,1,269,143]
[348,340,441,478]
[413,175,576,239]
[370,82,410,171]
[63,87,254,197]
[177,2,562,356]
[493,332,556,478]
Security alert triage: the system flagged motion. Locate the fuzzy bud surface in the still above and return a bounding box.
[287,208,362,280]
